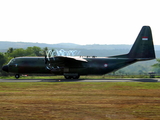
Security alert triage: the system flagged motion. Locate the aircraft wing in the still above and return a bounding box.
[53,56,88,62]
[47,56,88,68]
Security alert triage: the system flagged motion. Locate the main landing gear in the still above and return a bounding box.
[64,75,80,79]
[64,73,80,79]
[14,74,80,79]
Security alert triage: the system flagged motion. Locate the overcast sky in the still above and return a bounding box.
[0,0,160,45]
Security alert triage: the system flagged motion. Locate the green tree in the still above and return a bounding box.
[43,47,48,55]
[152,59,160,74]
[0,52,7,75]
[26,46,43,56]
[9,48,26,57]
[25,47,35,56]
[0,53,7,67]
[7,47,14,54]
[32,46,43,56]
[6,46,44,57]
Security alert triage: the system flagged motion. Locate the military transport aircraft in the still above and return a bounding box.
[2,26,156,79]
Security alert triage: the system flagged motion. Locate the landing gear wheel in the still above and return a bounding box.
[64,76,72,79]
[64,75,80,79]
[15,74,20,79]
[72,75,80,79]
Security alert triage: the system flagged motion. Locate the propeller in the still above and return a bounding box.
[44,55,48,64]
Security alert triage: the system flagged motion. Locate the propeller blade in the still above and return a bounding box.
[45,55,48,64]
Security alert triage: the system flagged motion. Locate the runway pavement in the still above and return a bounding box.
[0,78,159,82]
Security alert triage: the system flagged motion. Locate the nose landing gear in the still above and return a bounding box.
[15,74,20,79]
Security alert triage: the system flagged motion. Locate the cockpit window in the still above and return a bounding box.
[8,59,16,64]
[8,58,21,64]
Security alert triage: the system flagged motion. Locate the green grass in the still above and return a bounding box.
[0,82,160,119]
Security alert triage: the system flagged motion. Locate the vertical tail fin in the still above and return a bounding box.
[128,26,155,59]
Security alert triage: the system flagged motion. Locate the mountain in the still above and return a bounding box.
[1,41,160,50]
[0,41,160,57]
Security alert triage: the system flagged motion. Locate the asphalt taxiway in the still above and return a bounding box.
[0,78,159,82]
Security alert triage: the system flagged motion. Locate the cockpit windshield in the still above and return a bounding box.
[8,59,16,65]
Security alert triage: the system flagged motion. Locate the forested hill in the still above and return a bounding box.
[0,41,160,58]
[0,41,132,50]
[1,41,160,50]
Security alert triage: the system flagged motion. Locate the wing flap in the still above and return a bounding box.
[54,56,88,62]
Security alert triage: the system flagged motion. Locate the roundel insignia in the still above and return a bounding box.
[104,63,108,68]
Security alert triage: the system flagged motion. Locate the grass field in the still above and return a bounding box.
[0,82,160,120]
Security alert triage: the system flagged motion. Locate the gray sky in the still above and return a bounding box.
[0,0,160,45]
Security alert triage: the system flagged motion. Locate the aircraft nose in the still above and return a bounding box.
[2,65,9,72]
